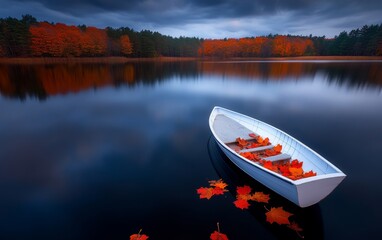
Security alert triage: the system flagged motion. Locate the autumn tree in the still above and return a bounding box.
[120,35,133,55]
[81,27,107,56]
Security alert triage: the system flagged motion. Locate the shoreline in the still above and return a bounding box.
[0,56,381,64]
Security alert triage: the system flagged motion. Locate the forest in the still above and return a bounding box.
[0,15,381,58]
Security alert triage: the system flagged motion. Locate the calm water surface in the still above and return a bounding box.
[0,60,381,239]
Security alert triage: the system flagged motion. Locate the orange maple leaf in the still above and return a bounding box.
[264,149,280,157]
[236,137,248,148]
[289,167,303,177]
[240,152,254,160]
[212,187,226,195]
[250,192,270,203]
[236,185,252,195]
[265,207,293,225]
[197,187,214,199]
[302,170,317,178]
[262,160,274,170]
[273,144,282,153]
[278,164,291,176]
[290,159,303,168]
[237,193,252,201]
[209,179,228,190]
[130,230,149,240]
[262,137,270,146]
[233,199,250,210]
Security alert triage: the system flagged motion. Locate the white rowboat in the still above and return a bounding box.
[209,106,346,207]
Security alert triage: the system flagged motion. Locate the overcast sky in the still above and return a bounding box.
[2,0,382,38]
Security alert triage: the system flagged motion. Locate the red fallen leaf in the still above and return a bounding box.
[210,223,229,240]
[240,152,255,160]
[209,179,228,190]
[212,187,226,195]
[264,149,280,157]
[249,133,257,138]
[290,159,303,168]
[278,164,291,176]
[197,187,214,199]
[210,231,229,240]
[274,144,282,153]
[287,175,301,181]
[265,207,293,225]
[197,179,228,199]
[303,170,317,178]
[234,199,250,210]
[250,192,270,203]
[273,144,282,153]
[240,152,261,162]
[289,167,303,178]
[236,185,252,195]
[262,137,270,146]
[262,160,274,170]
[130,229,149,240]
[236,137,248,148]
[251,152,262,161]
[256,136,270,146]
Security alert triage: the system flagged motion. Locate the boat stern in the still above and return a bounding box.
[296,173,346,207]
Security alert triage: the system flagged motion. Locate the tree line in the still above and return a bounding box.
[0,15,201,57]
[198,36,315,57]
[0,15,381,58]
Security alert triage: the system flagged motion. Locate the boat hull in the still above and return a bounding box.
[209,106,346,207]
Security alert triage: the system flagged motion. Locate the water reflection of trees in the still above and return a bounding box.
[200,61,382,87]
[0,61,199,100]
[0,61,381,100]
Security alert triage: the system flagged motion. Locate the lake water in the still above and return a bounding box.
[0,60,381,239]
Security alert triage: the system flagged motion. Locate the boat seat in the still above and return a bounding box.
[263,153,291,162]
[239,145,274,153]
[213,114,256,143]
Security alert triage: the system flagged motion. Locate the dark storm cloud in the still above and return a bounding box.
[2,0,382,37]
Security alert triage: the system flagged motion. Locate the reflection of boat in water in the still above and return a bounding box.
[208,136,324,239]
[209,106,346,207]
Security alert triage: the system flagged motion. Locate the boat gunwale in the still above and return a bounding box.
[209,106,346,186]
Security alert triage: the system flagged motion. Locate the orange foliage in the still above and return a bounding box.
[235,135,317,180]
[120,35,133,55]
[199,36,314,58]
[30,23,107,57]
[81,27,107,56]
